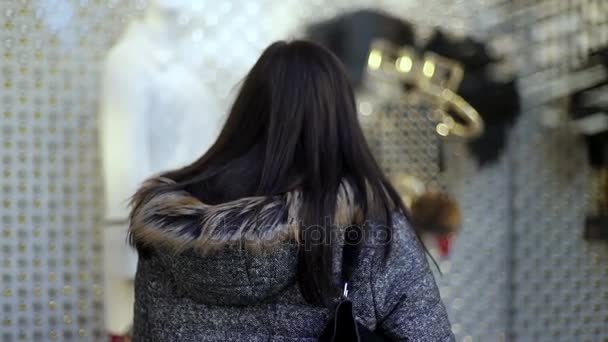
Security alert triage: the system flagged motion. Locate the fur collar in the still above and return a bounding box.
[128,177,361,254]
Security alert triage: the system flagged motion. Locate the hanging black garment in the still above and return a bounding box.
[570,106,608,168]
[424,29,521,166]
[583,132,608,168]
[569,47,608,169]
[461,78,520,166]
[307,9,415,88]
[567,47,608,240]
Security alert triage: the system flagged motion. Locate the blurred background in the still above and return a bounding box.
[1,0,607,341]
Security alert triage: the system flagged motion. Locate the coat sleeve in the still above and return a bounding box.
[132,250,173,342]
[371,214,455,341]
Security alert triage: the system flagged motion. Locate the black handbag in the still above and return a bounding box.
[319,228,389,342]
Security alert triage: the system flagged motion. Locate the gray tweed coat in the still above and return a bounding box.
[129,177,454,341]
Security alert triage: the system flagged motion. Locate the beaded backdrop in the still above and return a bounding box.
[1,0,607,341]
[506,1,608,341]
[0,1,146,341]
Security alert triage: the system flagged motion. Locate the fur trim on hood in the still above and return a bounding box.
[128,177,361,254]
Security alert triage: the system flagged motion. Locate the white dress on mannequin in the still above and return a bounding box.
[99,18,224,222]
[99,6,224,333]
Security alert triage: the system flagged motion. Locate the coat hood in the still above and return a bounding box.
[128,176,361,305]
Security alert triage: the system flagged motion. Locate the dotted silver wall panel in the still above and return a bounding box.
[0,1,145,341]
[438,143,513,342]
[510,112,608,342]
[506,1,608,341]
[360,102,444,190]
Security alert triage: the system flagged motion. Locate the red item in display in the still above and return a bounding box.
[437,235,452,257]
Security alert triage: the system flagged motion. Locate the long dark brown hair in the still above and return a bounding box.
[148,40,408,305]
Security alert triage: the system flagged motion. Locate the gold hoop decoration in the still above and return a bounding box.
[363,39,484,140]
[423,86,484,139]
[416,52,483,139]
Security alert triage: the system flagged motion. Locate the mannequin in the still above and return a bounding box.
[99,0,224,221]
[99,1,224,333]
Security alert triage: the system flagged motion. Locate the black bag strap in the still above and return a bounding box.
[340,225,363,298]
[323,225,390,342]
